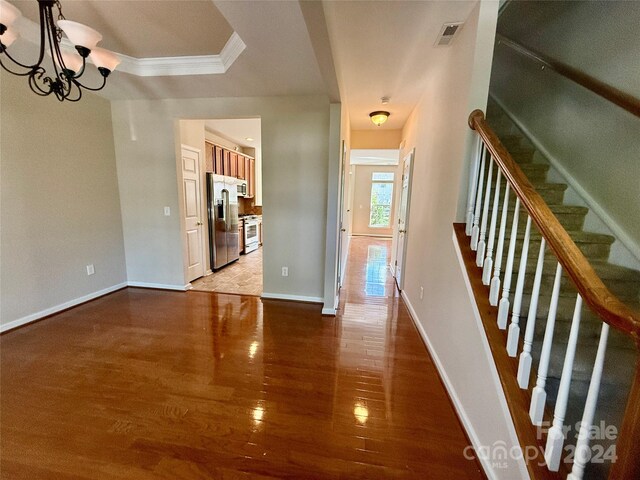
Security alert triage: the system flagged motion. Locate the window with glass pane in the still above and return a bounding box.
[369,172,394,227]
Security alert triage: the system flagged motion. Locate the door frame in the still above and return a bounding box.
[392,149,415,291]
[178,144,207,287]
[336,140,348,288]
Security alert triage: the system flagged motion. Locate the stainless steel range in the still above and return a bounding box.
[240,215,259,253]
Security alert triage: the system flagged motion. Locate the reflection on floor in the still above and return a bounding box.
[191,247,262,296]
[0,236,484,479]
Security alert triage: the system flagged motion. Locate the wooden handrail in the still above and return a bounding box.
[468,110,640,341]
[496,34,640,118]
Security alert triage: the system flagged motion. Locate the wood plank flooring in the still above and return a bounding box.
[1,237,485,479]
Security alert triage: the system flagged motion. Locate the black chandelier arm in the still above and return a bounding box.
[27,71,54,97]
[71,74,107,92]
[0,46,40,71]
[0,56,36,76]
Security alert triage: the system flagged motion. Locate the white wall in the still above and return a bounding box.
[398,2,528,478]
[0,71,127,330]
[111,96,331,300]
[351,165,400,237]
[491,1,640,258]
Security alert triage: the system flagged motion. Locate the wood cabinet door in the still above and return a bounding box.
[245,157,252,197]
[214,146,224,174]
[229,152,238,178]
[237,155,245,179]
[249,158,256,198]
[205,143,214,172]
[223,150,231,176]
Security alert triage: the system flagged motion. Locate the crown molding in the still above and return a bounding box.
[14,17,246,77]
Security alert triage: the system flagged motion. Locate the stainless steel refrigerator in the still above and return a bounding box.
[207,173,240,270]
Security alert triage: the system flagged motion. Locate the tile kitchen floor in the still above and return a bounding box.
[191,247,263,296]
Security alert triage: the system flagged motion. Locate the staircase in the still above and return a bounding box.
[465,105,640,479]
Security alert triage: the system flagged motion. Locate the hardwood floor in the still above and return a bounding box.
[191,247,263,296]
[0,236,484,479]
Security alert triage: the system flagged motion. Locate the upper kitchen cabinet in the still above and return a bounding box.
[205,142,214,172]
[214,145,224,174]
[237,154,246,180]
[229,152,238,178]
[223,150,232,176]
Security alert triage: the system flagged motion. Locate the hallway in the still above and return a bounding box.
[1,237,484,479]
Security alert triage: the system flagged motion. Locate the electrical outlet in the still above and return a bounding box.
[420,286,424,300]
[281,267,289,277]
[164,206,171,216]
[86,264,95,276]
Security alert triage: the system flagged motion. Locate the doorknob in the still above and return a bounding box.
[399,229,406,233]
[196,221,203,226]
[341,228,346,232]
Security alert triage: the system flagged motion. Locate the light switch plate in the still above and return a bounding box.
[164,207,171,216]
[86,264,95,275]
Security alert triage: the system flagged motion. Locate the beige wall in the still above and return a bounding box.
[397,2,526,478]
[351,165,400,237]
[111,95,331,301]
[1,71,126,329]
[350,129,402,149]
[491,1,640,257]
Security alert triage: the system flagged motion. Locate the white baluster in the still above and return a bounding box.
[466,137,482,236]
[470,147,487,250]
[517,238,546,388]
[567,323,610,480]
[506,216,532,356]
[530,262,563,426]
[497,198,520,329]
[490,183,510,306]
[476,157,494,267]
[545,294,584,472]
[482,170,502,285]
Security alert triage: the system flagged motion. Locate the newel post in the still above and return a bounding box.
[609,344,640,479]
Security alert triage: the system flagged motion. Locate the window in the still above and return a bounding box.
[369,172,394,228]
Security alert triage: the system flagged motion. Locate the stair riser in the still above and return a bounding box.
[498,238,612,262]
[506,272,640,299]
[491,186,566,206]
[504,207,587,231]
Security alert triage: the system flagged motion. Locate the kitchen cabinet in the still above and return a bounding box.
[214,146,224,174]
[247,158,256,198]
[223,150,232,176]
[237,154,245,179]
[258,217,262,245]
[205,142,214,172]
[239,223,245,254]
[229,152,238,178]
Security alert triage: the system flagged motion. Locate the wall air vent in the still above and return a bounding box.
[435,22,464,46]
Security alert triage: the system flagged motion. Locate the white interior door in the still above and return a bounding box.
[394,150,414,290]
[182,147,205,282]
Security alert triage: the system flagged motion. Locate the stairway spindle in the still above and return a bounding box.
[476,157,494,266]
[517,238,546,388]
[482,170,501,285]
[567,323,610,480]
[506,216,532,356]
[530,262,563,425]
[545,294,584,472]
[490,182,510,306]
[466,137,483,236]
[497,198,520,329]
[470,146,487,250]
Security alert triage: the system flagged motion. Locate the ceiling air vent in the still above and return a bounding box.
[435,22,463,46]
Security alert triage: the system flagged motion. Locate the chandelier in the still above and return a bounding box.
[0,0,120,102]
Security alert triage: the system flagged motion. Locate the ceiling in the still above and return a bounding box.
[6,0,481,131]
[204,118,262,149]
[13,0,233,57]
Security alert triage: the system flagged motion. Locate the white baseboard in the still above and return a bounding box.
[322,293,340,316]
[491,95,640,264]
[261,292,323,304]
[127,281,190,291]
[401,242,529,480]
[1,282,128,333]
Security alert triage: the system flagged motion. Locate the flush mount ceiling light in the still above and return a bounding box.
[0,0,120,102]
[245,137,254,142]
[369,110,390,127]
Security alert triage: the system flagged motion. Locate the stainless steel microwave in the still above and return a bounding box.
[237,182,247,196]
